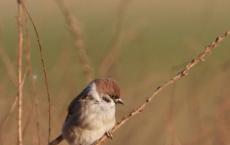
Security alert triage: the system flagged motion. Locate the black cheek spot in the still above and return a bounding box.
[112,95,119,100]
[102,96,111,103]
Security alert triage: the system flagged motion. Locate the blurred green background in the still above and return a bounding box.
[0,0,230,145]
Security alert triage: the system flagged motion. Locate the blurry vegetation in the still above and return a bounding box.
[0,0,230,145]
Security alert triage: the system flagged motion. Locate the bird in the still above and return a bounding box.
[49,78,124,145]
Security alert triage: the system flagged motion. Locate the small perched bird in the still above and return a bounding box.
[49,78,123,145]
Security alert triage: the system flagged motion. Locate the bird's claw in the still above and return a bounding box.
[106,131,113,139]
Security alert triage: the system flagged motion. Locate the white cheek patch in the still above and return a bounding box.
[89,83,115,112]
[89,83,101,102]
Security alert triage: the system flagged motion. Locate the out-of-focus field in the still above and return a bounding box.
[0,0,230,145]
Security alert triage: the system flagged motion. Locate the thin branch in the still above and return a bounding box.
[16,0,24,145]
[0,61,27,145]
[99,0,132,76]
[94,31,230,145]
[0,49,27,145]
[56,0,94,82]
[21,1,52,143]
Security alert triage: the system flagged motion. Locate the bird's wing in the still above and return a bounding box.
[64,86,91,123]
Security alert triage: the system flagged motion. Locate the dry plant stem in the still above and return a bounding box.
[94,31,230,145]
[0,71,27,142]
[21,2,52,143]
[16,0,24,145]
[0,55,26,143]
[99,0,132,76]
[0,72,28,145]
[21,9,32,138]
[56,0,94,82]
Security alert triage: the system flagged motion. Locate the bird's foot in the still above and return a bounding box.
[106,131,113,139]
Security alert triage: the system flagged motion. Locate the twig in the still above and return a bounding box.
[21,1,52,143]
[94,31,230,145]
[56,0,94,82]
[99,0,132,76]
[0,48,27,145]
[16,0,24,145]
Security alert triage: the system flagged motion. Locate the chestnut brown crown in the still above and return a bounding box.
[94,78,123,104]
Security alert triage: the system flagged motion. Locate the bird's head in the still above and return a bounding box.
[92,78,124,105]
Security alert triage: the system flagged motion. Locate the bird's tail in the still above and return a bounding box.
[49,134,64,145]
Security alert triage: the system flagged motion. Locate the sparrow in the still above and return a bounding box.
[49,78,123,145]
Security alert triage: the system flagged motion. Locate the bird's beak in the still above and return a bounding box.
[115,98,124,105]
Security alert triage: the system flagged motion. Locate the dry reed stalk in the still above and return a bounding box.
[0,70,28,145]
[16,0,24,145]
[56,0,94,82]
[20,9,33,138]
[0,47,28,145]
[94,31,230,145]
[21,2,52,143]
[99,0,132,76]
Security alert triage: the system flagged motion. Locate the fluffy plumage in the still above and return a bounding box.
[49,78,122,145]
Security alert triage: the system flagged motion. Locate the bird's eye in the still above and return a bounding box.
[111,95,118,99]
[102,96,111,103]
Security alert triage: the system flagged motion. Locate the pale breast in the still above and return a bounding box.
[62,99,116,145]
